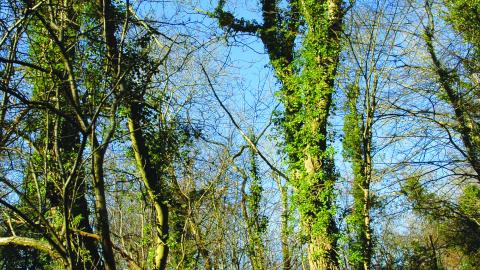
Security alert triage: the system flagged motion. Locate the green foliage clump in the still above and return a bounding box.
[444,0,480,53]
[403,176,480,269]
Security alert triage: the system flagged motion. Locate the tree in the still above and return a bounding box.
[1,0,480,269]
[210,1,345,268]
[402,175,480,268]
[343,80,374,270]
[1,1,113,268]
[423,0,480,181]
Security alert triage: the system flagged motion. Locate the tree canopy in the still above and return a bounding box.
[0,0,479,269]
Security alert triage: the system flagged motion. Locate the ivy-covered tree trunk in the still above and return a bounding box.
[279,183,291,270]
[212,1,345,268]
[98,0,169,268]
[296,1,344,269]
[343,81,374,270]
[241,142,266,270]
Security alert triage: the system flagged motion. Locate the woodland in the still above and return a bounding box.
[0,0,479,269]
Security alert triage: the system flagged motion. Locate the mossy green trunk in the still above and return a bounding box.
[343,81,374,270]
[243,143,266,270]
[213,1,345,268]
[290,1,343,269]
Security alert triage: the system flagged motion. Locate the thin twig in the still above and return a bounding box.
[201,64,288,180]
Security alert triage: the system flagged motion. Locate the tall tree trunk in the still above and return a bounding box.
[424,0,480,181]
[241,144,266,270]
[91,136,117,270]
[72,179,103,269]
[299,1,344,268]
[280,184,291,270]
[343,76,375,270]
[362,83,374,270]
[98,1,169,268]
[126,103,169,269]
[28,0,106,266]
[212,1,344,268]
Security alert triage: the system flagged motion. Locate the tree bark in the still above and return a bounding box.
[0,236,64,264]
[92,136,117,270]
[280,184,291,270]
[126,104,169,269]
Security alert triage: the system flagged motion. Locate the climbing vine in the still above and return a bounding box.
[211,0,345,268]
